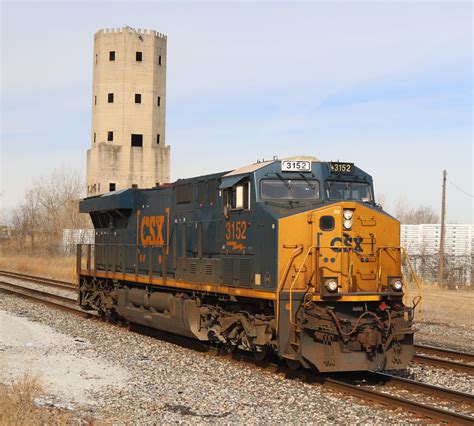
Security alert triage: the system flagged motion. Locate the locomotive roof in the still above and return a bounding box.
[224,156,319,178]
[224,160,274,177]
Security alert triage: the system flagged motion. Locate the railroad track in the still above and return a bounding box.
[0,269,76,291]
[0,279,94,318]
[0,274,473,424]
[414,344,474,373]
[323,375,473,424]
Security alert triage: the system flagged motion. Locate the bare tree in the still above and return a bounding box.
[6,167,91,254]
[376,194,439,224]
[399,205,439,225]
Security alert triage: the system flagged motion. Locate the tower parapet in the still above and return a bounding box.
[95,27,167,39]
[87,26,170,196]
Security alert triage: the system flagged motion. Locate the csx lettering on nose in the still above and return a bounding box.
[330,236,363,252]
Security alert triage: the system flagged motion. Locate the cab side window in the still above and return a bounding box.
[224,181,250,211]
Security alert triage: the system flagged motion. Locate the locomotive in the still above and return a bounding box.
[77,157,415,372]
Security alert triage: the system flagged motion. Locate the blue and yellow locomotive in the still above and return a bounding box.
[78,157,415,372]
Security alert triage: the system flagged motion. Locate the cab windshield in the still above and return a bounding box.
[326,181,373,202]
[260,179,320,200]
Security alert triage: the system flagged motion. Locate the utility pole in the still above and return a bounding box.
[438,170,447,287]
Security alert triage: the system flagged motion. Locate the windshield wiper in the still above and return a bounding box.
[276,173,291,189]
[264,200,293,208]
[265,199,320,209]
[298,173,315,189]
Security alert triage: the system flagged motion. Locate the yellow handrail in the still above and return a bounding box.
[288,246,316,325]
[288,244,348,326]
[275,246,303,333]
[401,247,423,320]
[377,246,401,291]
[286,244,405,327]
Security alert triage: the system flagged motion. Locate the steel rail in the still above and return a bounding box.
[0,280,76,302]
[0,269,76,290]
[415,343,474,364]
[0,281,96,320]
[322,377,474,425]
[362,371,473,404]
[413,353,474,374]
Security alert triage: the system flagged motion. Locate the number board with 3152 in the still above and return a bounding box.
[329,162,354,174]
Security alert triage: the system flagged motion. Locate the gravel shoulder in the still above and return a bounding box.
[414,321,474,353]
[0,310,129,408]
[0,293,423,424]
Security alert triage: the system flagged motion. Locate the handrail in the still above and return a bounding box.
[275,246,303,334]
[347,248,353,291]
[288,246,317,326]
[77,243,168,284]
[89,243,166,247]
[288,244,340,326]
[376,246,402,291]
[401,247,423,320]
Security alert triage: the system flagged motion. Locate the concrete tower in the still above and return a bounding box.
[86,27,170,196]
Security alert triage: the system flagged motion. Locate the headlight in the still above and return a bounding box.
[391,279,403,292]
[343,210,353,220]
[343,209,354,230]
[325,280,338,293]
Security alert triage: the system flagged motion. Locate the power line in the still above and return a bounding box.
[448,181,474,198]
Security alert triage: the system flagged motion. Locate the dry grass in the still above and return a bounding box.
[0,255,76,283]
[405,282,474,329]
[0,373,76,426]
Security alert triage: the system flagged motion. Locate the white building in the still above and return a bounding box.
[401,224,473,285]
[63,229,95,255]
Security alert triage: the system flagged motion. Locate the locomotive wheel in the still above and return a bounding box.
[253,346,269,362]
[223,342,237,354]
[286,359,301,370]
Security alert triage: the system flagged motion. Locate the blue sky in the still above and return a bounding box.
[1,1,472,222]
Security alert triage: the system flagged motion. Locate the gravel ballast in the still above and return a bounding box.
[0,292,471,423]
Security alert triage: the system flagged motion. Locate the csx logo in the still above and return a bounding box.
[141,215,165,245]
[330,236,363,253]
[316,232,364,253]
